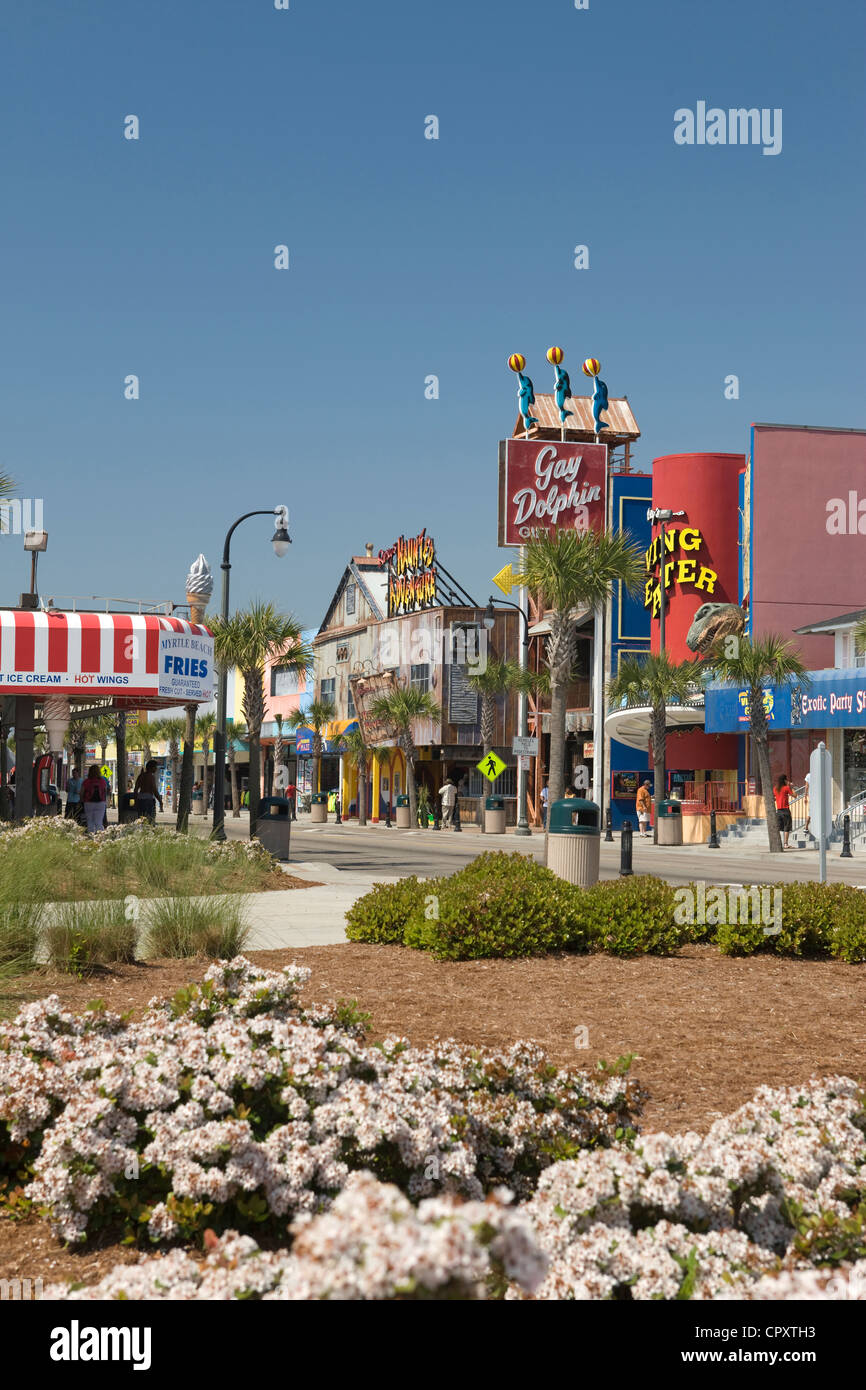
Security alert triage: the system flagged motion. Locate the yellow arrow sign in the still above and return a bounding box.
[477,751,507,783]
[491,563,514,596]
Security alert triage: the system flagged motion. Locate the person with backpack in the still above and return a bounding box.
[82,765,108,834]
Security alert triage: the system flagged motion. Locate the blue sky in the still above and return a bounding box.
[1,0,863,630]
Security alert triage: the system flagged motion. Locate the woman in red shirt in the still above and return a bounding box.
[774,774,793,848]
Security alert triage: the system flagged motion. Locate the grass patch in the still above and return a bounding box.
[44,901,139,976]
[0,902,42,980]
[142,894,250,959]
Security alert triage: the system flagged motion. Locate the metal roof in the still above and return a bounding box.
[514,393,640,442]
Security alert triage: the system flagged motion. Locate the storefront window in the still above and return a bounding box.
[844,729,866,804]
[320,677,336,703]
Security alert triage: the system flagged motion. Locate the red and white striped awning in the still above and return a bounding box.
[0,611,214,708]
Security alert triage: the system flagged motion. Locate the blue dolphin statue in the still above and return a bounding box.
[553,364,573,423]
[517,371,538,429]
[592,376,610,435]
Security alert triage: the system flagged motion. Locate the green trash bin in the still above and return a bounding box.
[484,794,506,835]
[395,793,411,829]
[311,791,328,824]
[657,798,683,846]
[548,797,600,887]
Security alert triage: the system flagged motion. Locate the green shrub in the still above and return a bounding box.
[577,876,683,957]
[143,895,250,959]
[403,852,588,960]
[345,876,431,944]
[711,881,866,959]
[44,901,139,975]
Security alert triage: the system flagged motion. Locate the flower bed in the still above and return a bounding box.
[1,957,864,1300]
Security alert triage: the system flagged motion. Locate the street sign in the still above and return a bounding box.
[491,563,514,596]
[517,754,531,772]
[512,736,538,756]
[100,764,112,783]
[477,751,507,783]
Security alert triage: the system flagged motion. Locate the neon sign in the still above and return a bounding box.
[643,527,719,617]
[379,529,437,616]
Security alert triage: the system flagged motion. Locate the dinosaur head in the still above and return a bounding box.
[686,602,746,654]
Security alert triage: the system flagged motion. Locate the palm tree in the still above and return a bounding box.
[368,684,442,825]
[211,603,312,835]
[225,718,248,817]
[466,656,519,756]
[176,703,198,832]
[90,713,116,768]
[514,530,645,808]
[154,716,184,812]
[196,711,217,812]
[287,699,336,798]
[126,719,153,770]
[705,634,808,853]
[607,652,703,844]
[330,726,370,825]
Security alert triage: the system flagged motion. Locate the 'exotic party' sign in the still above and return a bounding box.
[498,439,607,546]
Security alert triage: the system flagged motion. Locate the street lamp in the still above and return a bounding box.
[212,507,291,841]
[23,530,48,607]
[646,508,686,654]
[483,595,532,836]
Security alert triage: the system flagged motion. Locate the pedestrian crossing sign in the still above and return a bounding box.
[477,751,506,783]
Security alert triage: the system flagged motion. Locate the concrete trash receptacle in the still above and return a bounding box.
[657,799,683,846]
[192,787,205,816]
[395,793,411,829]
[310,792,328,823]
[484,795,506,834]
[256,796,291,860]
[547,797,600,887]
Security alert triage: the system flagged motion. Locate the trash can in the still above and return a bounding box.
[192,786,205,816]
[255,796,291,860]
[547,797,601,887]
[395,793,411,829]
[484,795,506,835]
[119,791,138,824]
[310,792,328,824]
[657,799,683,846]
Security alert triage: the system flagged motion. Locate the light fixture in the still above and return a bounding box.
[483,599,496,631]
[271,505,291,558]
[24,531,48,552]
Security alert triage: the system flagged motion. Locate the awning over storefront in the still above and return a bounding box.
[294,719,359,756]
[705,669,866,733]
[0,611,213,709]
[605,700,706,752]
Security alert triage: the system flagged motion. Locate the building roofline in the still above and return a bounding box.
[752,423,866,436]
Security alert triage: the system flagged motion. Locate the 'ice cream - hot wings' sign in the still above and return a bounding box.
[498,440,607,546]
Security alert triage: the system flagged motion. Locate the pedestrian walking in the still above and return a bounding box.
[438,777,457,828]
[65,767,83,823]
[82,765,108,834]
[774,774,793,849]
[636,780,652,837]
[134,759,164,823]
[540,781,549,827]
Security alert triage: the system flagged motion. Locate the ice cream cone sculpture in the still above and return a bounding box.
[185,554,214,625]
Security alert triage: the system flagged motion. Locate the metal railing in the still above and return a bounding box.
[679,780,747,813]
[834,790,866,841]
[41,596,185,615]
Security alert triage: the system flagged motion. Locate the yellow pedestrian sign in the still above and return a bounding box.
[477,751,507,783]
[491,563,514,596]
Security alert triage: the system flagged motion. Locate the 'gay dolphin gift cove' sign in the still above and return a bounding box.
[498,439,607,547]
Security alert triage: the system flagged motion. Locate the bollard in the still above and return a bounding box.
[384,796,391,828]
[432,799,441,830]
[604,806,614,842]
[708,809,720,849]
[452,798,462,832]
[620,819,633,876]
[841,813,853,858]
[334,797,342,825]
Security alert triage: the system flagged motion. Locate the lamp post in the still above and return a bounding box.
[484,595,531,836]
[212,507,291,841]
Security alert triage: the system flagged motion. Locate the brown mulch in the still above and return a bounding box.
[1,944,864,1288]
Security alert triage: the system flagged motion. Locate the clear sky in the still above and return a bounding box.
[1,0,863,631]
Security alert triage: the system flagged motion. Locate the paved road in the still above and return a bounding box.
[156,811,866,887]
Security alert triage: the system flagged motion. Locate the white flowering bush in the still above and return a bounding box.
[0,958,641,1246]
[45,1173,547,1301]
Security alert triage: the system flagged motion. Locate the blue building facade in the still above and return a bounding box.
[608,473,653,827]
